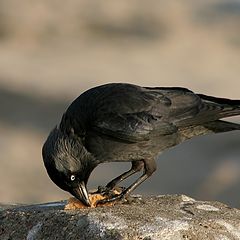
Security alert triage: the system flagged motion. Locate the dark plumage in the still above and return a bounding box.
[42,83,240,206]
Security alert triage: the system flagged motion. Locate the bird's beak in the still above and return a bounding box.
[71,181,91,206]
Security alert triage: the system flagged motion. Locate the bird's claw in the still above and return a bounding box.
[95,185,127,206]
[94,185,125,196]
[96,192,125,206]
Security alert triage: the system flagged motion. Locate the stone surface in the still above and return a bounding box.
[0,195,240,240]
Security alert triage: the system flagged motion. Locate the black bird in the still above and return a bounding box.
[42,83,240,206]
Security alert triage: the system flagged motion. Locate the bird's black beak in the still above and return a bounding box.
[71,181,91,206]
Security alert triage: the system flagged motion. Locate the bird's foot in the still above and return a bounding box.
[96,189,127,206]
[94,185,125,195]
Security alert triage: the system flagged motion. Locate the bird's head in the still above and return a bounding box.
[42,127,96,206]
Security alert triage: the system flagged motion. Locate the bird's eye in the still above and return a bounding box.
[70,175,76,181]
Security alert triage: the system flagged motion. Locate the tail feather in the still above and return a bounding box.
[198,94,240,119]
[179,120,240,141]
[176,94,240,127]
[197,94,240,106]
[202,120,240,133]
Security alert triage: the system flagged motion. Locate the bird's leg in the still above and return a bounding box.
[96,161,144,195]
[107,160,144,189]
[97,159,156,204]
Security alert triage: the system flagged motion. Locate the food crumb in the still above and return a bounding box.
[64,189,121,209]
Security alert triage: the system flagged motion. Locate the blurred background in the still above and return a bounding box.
[0,0,240,207]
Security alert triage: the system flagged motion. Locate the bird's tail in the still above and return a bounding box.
[177,94,240,127]
[202,120,240,133]
[198,94,240,119]
[179,120,240,141]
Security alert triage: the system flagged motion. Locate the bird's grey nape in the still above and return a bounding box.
[42,126,88,174]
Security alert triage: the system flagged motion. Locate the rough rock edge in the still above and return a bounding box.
[0,195,240,240]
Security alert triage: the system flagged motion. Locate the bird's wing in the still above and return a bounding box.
[91,84,202,142]
[64,83,240,142]
[93,112,178,142]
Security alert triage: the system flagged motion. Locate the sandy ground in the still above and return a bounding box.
[0,0,240,206]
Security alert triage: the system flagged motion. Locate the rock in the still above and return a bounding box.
[0,195,240,240]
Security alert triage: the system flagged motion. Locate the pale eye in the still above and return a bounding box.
[70,175,76,181]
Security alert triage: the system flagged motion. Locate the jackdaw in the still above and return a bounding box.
[42,83,240,206]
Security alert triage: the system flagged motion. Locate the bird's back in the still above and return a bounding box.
[61,83,240,143]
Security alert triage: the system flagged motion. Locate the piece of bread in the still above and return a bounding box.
[64,190,121,209]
